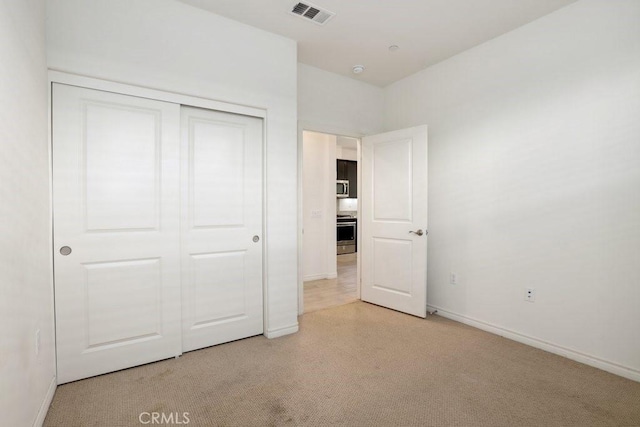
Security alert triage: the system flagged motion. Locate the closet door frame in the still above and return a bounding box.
[47,70,270,352]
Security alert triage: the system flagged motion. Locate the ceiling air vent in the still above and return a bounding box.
[290,2,335,25]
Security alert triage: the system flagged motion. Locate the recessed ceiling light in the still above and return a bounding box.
[352,65,365,74]
[388,45,399,52]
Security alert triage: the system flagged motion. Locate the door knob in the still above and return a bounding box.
[409,229,425,236]
[253,235,260,243]
[60,246,72,255]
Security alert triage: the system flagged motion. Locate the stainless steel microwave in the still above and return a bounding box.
[336,180,349,198]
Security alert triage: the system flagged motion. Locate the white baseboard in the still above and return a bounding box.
[428,305,640,383]
[34,376,56,427]
[265,323,299,339]
[303,272,337,282]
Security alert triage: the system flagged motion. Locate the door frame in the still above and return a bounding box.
[48,71,271,345]
[297,121,364,315]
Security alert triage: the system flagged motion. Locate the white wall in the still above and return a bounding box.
[384,0,640,379]
[298,63,384,136]
[302,132,337,281]
[336,147,357,161]
[46,0,299,337]
[0,0,56,424]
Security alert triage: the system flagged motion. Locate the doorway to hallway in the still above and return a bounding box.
[301,131,360,313]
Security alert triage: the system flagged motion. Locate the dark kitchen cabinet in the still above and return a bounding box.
[337,159,357,198]
[337,159,348,180]
[347,161,357,198]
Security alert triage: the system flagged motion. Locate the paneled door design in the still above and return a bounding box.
[180,106,264,352]
[361,126,428,318]
[52,84,182,383]
[53,85,265,384]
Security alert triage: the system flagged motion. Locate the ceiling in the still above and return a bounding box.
[177,0,577,87]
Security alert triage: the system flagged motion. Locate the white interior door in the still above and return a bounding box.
[53,84,182,384]
[180,106,264,352]
[361,126,428,318]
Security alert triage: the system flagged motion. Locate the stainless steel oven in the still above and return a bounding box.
[337,218,356,254]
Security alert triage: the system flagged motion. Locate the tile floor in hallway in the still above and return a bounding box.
[303,253,357,313]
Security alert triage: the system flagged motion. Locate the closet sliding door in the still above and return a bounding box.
[53,84,265,384]
[180,106,264,353]
[52,84,182,384]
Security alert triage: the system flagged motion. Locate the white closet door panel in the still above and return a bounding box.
[53,84,182,384]
[191,120,245,227]
[84,103,159,231]
[181,106,264,352]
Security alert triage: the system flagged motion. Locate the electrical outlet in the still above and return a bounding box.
[525,288,535,302]
[35,329,40,356]
[450,272,458,285]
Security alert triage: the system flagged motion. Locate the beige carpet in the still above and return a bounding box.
[45,302,640,426]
